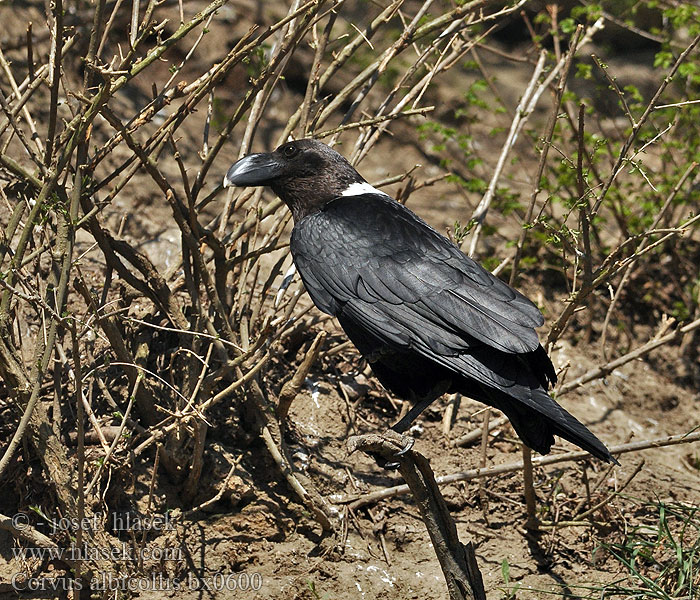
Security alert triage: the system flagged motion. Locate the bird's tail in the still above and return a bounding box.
[473,383,618,464]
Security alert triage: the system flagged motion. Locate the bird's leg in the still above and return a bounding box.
[390,395,437,433]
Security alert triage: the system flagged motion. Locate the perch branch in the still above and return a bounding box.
[348,431,486,600]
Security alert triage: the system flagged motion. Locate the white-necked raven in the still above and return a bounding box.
[224,139,615,463]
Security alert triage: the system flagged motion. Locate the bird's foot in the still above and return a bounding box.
[347,430,414,470]
[381,429,415,468]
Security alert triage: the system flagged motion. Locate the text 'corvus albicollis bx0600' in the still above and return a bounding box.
[224,139,616,464]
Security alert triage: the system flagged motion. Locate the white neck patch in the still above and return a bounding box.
[340,181,389,197]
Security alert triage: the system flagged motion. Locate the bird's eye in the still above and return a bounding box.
[282,144,298,158]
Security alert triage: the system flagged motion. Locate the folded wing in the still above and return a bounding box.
[292,194,544,355]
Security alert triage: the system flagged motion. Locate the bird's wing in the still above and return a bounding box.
[291,193,543,355]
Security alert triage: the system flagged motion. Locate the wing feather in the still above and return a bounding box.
[291,193,544,354]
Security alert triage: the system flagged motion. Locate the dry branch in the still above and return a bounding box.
[341,430,700,510]
[558,317,700,396]
[590,33,700,217]
[277,330,327,421]
[348,431,486,600]
[453,414,509,448]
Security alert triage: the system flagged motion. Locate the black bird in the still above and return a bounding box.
[224,139,615,463]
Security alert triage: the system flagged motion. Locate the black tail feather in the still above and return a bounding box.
[470,383,617,464]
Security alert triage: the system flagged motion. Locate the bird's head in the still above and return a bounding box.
[223,139,367,221]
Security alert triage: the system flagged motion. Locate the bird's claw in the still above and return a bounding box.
[394,436,414,455]
[370,430,414,470]
[375,456,401,470]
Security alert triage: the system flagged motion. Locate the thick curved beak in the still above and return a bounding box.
[223,153,283,188]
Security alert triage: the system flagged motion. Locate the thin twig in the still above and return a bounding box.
[85,373,143,495]
[277,331,327,421]
[465,50,547,256]
[558,316,700,396]
[599,161,698,357]
[590,33,700,218]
